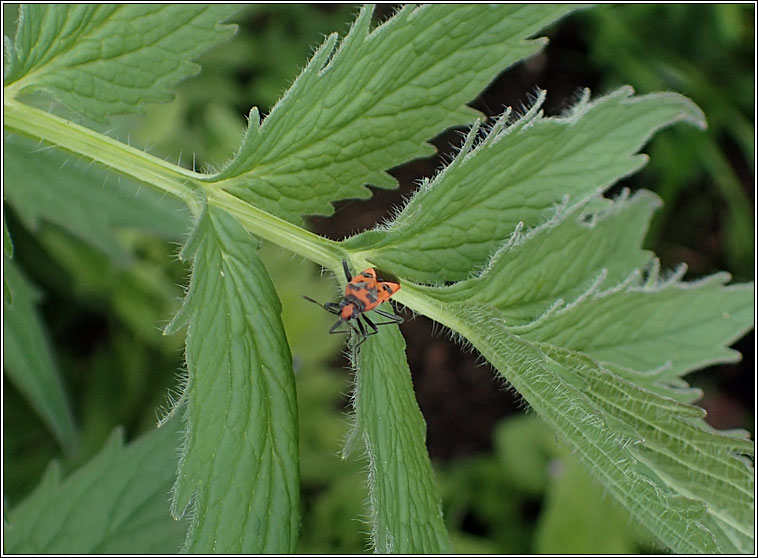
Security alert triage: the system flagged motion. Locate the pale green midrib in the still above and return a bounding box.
[4,97,203,213]
[205,188,338,269]
[3,97,342,271]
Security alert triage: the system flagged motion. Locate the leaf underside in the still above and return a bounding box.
[165,206,299,553]
[412,189,754,552]
[346,324,452,554]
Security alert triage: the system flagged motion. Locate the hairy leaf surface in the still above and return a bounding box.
[449,310,752,553]
[165,206,299,553]
[409,188,755,551]
[210,4,577,223]
[345,88,706,283]
[423,190,660,324]
[519,272,754,382]
[346,323,451,553]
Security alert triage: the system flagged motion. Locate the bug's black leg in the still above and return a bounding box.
[324,302,342,313]
[342,259,353,282]
[361,314,380,336]
[372,308,404,324]
[350,320,364,337]
[353,318,370,349]
[328,318,352,335]
[303,296,341,315]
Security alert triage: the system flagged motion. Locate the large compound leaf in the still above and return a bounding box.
[467,326,752,554]
[4,4,239,121]
[4,421,187,554]
[210,4,578,224]
[344,87,706,283]
[405,189,754,552]
[164,206,299,553]
[345,324,451,553]
[3,257,78,452]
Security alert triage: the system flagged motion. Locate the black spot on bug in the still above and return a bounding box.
[344,294,365,313]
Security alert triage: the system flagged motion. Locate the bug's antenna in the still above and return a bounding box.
[302,295,324,307]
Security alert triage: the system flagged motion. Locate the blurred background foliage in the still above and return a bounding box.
[3,4,754,553]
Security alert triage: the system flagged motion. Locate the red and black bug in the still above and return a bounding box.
[304,260,403,347]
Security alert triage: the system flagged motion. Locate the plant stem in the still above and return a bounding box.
[205,188,340,269]
[3,98,204,215]
[4,97,345,271]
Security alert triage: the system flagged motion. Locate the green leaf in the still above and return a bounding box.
[345,87,706,283]
[210,4,578,224]
[4,4,239,121]
[389,133,754,551]
[4,217,13,258]
[165,206,299,553]
[461,320,751,553]
[345,324,451,553]
[4,134,190,263]
[3,218,13,302]
[407,211,754,552]
[3,257,78,452]
[425,190,660,324]
[518,271,755,382]
[406,195,754,551]
[4,421,187,554]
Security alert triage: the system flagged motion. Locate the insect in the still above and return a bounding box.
[303,260,403,347]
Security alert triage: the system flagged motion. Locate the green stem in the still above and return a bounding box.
[4,97,345,272]
[3,98,203,215]
[206,188,340,269]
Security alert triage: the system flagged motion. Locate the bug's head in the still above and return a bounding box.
[340,301,359,321]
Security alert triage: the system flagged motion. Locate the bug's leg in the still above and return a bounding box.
[328,318,351,335]
[324,302,342,313]
[353,318,370,348]
[342,260,353,282]
[361,314,380,336]
[372,307,404,324]
[303,296,340,315]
